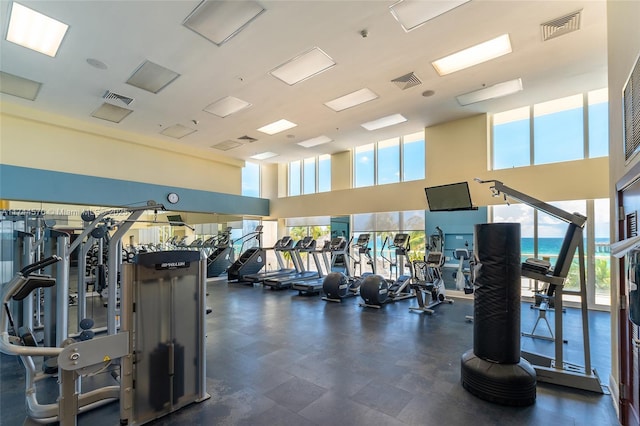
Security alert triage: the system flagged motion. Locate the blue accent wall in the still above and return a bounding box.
[0,164,269,216]
[426,207,488,261]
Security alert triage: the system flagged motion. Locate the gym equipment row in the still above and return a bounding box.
[1,204,210,425]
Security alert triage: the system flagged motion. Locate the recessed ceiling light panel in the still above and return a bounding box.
[297,135,332,148]
[184,0,265,46]
[324,88,378,112]
[361,113,407,131]
[257,119,297,135]
[390,0,470,32]
[6,2,69,57]
[204,96,252,118]
[91,103,133,123]
[0,71,42,100]
[126,60,180,94]
[250,151,278,160]
[161,124,196,139]
[432,34,512,76]
[270,47,336,85]
[456,78,523,106]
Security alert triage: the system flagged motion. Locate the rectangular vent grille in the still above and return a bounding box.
[103,90,134,105]
[541,10,581,41]
[624,54,640,161]
[212,140,242,151]
[391,72,422,90]
[628,211,638,239]
[238,135,258,143]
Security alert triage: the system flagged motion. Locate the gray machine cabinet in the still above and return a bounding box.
[120,250,209,425]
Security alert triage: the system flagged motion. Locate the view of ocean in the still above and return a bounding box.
[520,237,610,257]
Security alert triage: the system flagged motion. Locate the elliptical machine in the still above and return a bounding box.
[322,234,371,302]
[409,226,453,314]
[359,233,414,308]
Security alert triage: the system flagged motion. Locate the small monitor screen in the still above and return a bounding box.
[425,182,474,212]
[167,214,183,224]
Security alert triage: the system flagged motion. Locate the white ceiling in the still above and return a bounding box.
[0,0,608,164]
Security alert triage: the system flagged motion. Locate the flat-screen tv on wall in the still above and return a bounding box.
[425,181,475,211]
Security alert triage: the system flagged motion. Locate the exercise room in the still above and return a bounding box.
[1,1,639,425]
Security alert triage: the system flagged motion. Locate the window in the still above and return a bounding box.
[403,131,425,181]
[352,210,425,278]
[241,161,260,197]
[534,94,584,165]
[588,89,609,158]
[288,155,332,196]
[289,160,301,196]
[492,90,609,170]
[303,157,315,195]
[355,143,375,188]
[354,132,425,188]
[377,137,400,185]
[491,199,610,308]
[593,198,610,306]
[493,107,530,169]
[318,154,331,193]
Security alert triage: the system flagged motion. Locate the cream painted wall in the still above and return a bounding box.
[0,102,243,194]
[271,114,609,219]
[260,163,278,202]
[425,114,490,183]
[606,0,640,414]
[331,150,351,191]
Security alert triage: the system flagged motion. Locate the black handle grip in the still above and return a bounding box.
[20,256,61,276]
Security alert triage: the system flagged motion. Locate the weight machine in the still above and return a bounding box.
[475,178,605,393]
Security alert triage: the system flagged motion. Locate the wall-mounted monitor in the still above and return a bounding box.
[425,181,475,211]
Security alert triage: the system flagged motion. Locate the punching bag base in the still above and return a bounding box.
[461,349,536,407]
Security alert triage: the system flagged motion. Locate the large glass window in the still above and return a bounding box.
[289,160,301,196]
[354,132,425,187]
[318,154,331,193]
[355,144,375,188]
[241,161,260,197]
[377,137,400,185]
[493,107,530,169]
[493,90,608,170]
[593,198,610,306]
[403,131,425,181]
[303,157,316,195]
[491,199,610,307]
[534,94,584,165]
[352,210,425,278]
[588,88,609,158]
[288,155,331,196]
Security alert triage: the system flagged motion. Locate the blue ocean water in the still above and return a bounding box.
[521,237,609,257]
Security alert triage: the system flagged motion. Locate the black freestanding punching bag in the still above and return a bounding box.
[461,223,536,406]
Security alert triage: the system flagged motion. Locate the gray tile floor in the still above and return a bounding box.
[0,279,619,425]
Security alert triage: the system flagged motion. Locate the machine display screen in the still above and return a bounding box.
[425,182,474,211]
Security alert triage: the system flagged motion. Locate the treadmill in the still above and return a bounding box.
[242,236,296,284]
[263,236,320,290]
[291,238,338,295]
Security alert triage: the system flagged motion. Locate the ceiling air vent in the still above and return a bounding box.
[391,72,422,90]
[212,140,242,151]
[541,10,581,41]
[103,90,134,106]
[238,135,258,143]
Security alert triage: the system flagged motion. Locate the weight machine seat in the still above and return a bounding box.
[12,275,56,301]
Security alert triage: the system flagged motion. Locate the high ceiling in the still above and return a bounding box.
[0,0,608,164]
